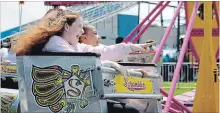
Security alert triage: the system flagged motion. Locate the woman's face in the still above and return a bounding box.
[85,26,101,46]
[65,17,84,45]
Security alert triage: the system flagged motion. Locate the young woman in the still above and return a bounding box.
[14,9,156,113]
[15,9,155,62]
[78,24,162,113]
[79,24,101,47]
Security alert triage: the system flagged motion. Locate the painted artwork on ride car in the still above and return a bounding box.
[31,65,93,113]
[1,93,17,113]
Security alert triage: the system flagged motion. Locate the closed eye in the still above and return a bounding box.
[93,31,97,35]
[79,24,83,28]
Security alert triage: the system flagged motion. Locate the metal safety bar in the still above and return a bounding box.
[101,93,162,100]
[101,67,160,78]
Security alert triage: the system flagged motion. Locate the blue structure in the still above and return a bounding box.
[0,20,38,40]
[83,3,121,20]
[1,14,139,41]
[117,14,138,40]
[1,3,123,40]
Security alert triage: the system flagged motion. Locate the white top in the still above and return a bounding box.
[43,35,133,103]
[0,48,16,64]
[43,35,133,61]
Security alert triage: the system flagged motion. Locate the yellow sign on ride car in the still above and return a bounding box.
[114,75,153,94]
[0,65,17,74]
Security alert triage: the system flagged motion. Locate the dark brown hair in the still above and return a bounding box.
[78,24,94,43]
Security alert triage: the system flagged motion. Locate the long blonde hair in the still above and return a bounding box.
[15,9,80,55]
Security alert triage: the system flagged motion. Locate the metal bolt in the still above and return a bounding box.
[100,94,104,98]
[97,66,101,70]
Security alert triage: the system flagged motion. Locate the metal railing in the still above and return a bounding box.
[160,62,220,82]
[80,2,137,24]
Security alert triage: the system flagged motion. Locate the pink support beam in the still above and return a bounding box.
[184,1,189,25]
[152,1,183,63]
[216,48,219,60]
[162,104,182,113]
[148,1,192,112]
[44,1,104,6]
[213,1,219,60]
[184,1,201,63]
[123,1,164,43]
[213,1,219,27]
[189,39,200,62]
[131,2,170,43]
[160,89,192,113]
[164,2,200,112]
[151,2,195,112]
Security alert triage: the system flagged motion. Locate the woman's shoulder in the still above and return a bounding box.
[46,35,70,47]
[43,35,71,52]
[48,35,64,43]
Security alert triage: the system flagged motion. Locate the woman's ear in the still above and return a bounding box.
[79,35,87,43]
[83,35,88,40]
[64,23,69,31]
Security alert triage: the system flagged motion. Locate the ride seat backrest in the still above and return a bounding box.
[16,52,109,113]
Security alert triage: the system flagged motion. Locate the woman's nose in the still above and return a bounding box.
[97,35,101,39]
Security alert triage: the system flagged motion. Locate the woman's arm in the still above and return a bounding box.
[81,43,132,62]
[81,42,155,62]
[43,36,76,52]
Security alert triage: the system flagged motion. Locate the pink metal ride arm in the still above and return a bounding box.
[133,2,192,112]
[128,1,192,112]
[131,2,170,43]
[123,1,164,43]
[216,48,219,60]
[152,2,193,112]
[213,1,219,60]
[162,104,182,113]
[184,1,200,63]
[164,2,200,112]
[152,1,183,63]
[213,1,219,27]
[189,38,200,63]
[160,88,192,113]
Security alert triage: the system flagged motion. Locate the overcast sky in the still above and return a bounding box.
[0,1,186,32]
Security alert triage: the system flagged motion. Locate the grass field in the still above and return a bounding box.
[162,82,196,96]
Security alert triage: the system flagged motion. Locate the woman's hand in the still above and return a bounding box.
[130,41,156,52]
[135,69,163,87]
[146,40,156,44]
[134,69,148,78]
[102,61,130,79]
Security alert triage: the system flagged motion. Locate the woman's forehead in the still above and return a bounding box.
[75,17,84,25]
[87,25,96,32]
